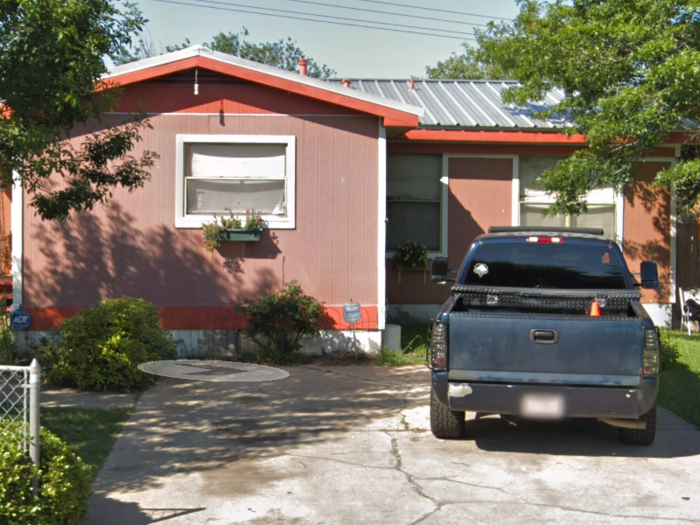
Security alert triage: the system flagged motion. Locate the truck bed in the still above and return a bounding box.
[445,286,647,387]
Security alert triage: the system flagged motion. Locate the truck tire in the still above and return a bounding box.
[619,404,657,446]
[430,388,465,439]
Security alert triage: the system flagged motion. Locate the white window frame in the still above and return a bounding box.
[175,134,296,229]
[384,153,448,258]
[515,155,624,244]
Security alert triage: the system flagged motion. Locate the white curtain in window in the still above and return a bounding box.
[187,143,286,179]
[520,204,567,228]
[571,205,616,237]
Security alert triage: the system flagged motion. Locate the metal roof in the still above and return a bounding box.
[328,79,570,129]
[106,46,424,119]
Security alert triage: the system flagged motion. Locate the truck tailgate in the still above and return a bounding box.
[448,312,643,386]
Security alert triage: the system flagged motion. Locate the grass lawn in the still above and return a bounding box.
[373,323,429,366]
[658,331,700,429]
[41,407,132,481]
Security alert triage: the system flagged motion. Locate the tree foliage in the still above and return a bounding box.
[425,43,513,80]
[0,0,156,220]
[165,28,336,78]
[478,0,700,217]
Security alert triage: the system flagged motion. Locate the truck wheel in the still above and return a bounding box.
[619,405,657,446]
[430,388,465,439]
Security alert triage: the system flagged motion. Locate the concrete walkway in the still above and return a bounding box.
[41,385,139,408]
[88,366,700,525]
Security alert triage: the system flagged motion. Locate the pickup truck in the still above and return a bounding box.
[428,227,661,445]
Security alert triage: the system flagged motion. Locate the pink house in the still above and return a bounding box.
[11,47,681,353]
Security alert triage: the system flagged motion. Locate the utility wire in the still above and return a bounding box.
[147,0,478,40]
[187,0,476,36]
[268,0,482,26]
[348,0,511,20]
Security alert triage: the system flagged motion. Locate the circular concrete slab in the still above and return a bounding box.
[137,360,289,382]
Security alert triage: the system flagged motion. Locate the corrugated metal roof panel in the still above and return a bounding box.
[328,79,570,129]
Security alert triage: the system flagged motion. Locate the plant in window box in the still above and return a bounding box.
[202,209,264,251]
[394,241,429,271]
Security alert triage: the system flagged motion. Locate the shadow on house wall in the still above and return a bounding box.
[24,202,280,308]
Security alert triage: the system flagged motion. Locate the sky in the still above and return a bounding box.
[133,0,522,79]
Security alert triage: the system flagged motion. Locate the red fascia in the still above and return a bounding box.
[399,129,588,144]
[400,129,698,147]
[101,56,419,128]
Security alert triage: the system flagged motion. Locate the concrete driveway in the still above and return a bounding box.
[88,365,700,525]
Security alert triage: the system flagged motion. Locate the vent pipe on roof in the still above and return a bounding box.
[341,78,352,88]
[298,58,308,76]
[409,77,415,90]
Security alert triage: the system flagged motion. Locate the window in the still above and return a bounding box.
[175,135,296,229]
[386,154,443,252]
[463,244,626,289]
[519,156,618,238]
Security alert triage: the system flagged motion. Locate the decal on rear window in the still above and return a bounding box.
[602,252,611,264]
[473,263,489,278]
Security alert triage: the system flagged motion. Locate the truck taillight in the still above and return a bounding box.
[430,322,448,370]
[643,327,660,376]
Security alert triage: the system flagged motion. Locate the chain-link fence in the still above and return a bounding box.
[0,360,41,465]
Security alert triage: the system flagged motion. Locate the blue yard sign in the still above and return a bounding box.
[11,309,32,330]
[343,302,362,325]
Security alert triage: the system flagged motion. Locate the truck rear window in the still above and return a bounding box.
[463,244,627,289]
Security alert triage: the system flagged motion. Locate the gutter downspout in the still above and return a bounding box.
[11,171,22,311]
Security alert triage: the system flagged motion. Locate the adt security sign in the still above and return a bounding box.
[343,302,362,324]
[11,309,32,330]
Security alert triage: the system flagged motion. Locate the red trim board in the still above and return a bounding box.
[23,306,379,331]
[103,56,419,128]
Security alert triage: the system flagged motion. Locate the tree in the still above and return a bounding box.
[113,27,160,65]
[478,0,700,217]
[425,43,513,80]
[0,0,156,220]
[166,28,336,79]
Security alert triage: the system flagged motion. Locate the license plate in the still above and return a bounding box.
[520,394,566,419]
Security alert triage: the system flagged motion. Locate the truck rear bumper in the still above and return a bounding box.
[432,372,658,419]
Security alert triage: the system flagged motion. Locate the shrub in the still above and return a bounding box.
[238,281,324,356]
[660,329,680,369]
[39,297,177,392]
[0,321,19,365]
[395,241,428,268]
[0,425,91,525]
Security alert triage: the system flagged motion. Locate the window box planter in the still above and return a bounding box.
[394,259,430,272]
[217,230,262,242]
[394,259,432,284]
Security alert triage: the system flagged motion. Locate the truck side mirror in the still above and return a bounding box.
[431,257,449,284]
[640,261,659,289]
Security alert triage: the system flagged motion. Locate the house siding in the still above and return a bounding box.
[623,161,673,304]
[386,157,513,305]
[22,92,380,328]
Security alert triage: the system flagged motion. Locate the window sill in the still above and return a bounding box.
[175,217,295,230]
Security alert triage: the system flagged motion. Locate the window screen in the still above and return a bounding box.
[387,154,442,251]
[184,143,287,216]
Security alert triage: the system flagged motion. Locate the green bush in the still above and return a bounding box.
[0,321,19,365]
[0,425,91,525]
[394,241,428,268]
[238,281,324,357]
[39,297,177,392]
[660,329,680,369]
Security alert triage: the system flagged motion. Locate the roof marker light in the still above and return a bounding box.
[526,236,564,244]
